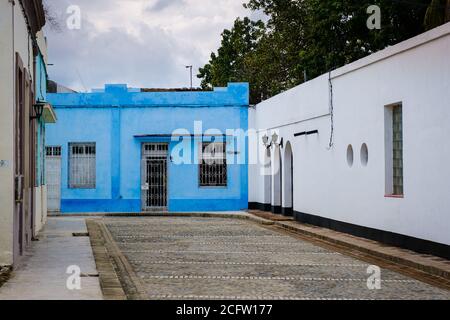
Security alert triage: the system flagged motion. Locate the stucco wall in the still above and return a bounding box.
[33,185,47,235]
[46,84,249,213]
[0,1,38,266]
[249,23,450,246]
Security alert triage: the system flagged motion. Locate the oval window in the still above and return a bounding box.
[347,145,354,167]
[361,143,369,166]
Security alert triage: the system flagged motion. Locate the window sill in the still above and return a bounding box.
[385,194,404,199]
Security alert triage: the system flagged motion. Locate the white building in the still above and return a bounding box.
[0,0,55,267]
[249,22,450,259]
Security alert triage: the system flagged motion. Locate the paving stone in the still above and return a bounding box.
[103,217,450,300]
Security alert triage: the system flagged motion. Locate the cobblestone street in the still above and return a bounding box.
[100,217,450,300]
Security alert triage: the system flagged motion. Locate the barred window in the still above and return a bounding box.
[69,143,96,189]
[199,142,227,187]
[392,106,403,195]
[46,146,61,157]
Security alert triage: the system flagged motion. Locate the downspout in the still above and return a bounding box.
[10,0,15,113]
[10,1,15,165]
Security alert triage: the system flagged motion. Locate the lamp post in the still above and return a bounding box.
[185,65,193,89]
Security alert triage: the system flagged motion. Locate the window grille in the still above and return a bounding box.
[46,146,61,157]
[142,143,168,210]
[199,142,227,187]
[392,106,403,195]
[69,143,96,189]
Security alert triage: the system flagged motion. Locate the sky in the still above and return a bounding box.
[43,0,265,92]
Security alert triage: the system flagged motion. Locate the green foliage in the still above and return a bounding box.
[197,17,266,102]
[424,0,446,30]
[198,0,441,104]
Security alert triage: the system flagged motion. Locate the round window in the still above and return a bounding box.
[361,143,369,166]
[347,145,354,167]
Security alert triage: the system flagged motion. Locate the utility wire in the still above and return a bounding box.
[327,71,335,150]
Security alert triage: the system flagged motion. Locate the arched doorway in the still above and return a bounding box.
[283,142,293,216]
[263,148,272,211]
[272,146,282,214]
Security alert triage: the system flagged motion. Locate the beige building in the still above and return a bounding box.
[0,0,56,267]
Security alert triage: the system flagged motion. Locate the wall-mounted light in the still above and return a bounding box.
[262,132,283,148]
[30,100,46,120]
[262,134,270,147]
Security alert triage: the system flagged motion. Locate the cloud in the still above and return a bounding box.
[43,0,265,91]
[147,0,186,12]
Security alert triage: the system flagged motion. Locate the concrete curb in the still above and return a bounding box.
[273,221,450,282]
[50,212,275,226]
[86,220,127,300]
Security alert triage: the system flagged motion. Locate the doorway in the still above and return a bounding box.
[263,148,272,210]
[14,55,26,261]
[46,146,62,212]
[283,142,293,215]
[141,143,168,211]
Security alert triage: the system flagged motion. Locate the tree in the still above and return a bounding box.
[424,0,450,30]
[197,18,266,103]
[199,0,439,104]
[447,0,450,22]
[43,1,62,32]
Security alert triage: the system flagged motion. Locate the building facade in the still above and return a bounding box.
[0,0,56,267]
[45,83,249,213]
[249,22,450,259]
[34,31,57,233]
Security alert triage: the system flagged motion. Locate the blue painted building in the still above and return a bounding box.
[45,83,249,213]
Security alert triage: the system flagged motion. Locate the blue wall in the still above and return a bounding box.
[35,52,48,187]
[46,84,249,213]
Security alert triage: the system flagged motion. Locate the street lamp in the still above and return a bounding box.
[262,134,270,147]
[262,132,283,148]
[185,65,193,89]
[30,100,46,120]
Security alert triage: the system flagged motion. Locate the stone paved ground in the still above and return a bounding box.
[0,217,103,300]
[102,217,450,300]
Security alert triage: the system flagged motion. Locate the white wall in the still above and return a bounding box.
[0,1,37,266]
[249,23,450,246]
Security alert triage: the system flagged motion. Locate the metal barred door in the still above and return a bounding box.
[141,143,168,211]
[45,146,62,212]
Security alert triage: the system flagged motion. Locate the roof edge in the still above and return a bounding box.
[331,22,450,80]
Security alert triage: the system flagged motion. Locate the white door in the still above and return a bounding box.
[46,146,62,212]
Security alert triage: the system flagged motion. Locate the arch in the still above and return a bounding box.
[272,146,282,214]
[282,141,293,216]
[263,147,272,209]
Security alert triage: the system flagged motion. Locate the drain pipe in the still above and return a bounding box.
[10,0,15,114]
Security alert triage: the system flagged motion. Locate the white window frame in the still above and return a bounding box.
[384,103,403,197]
[68,142,96,189]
